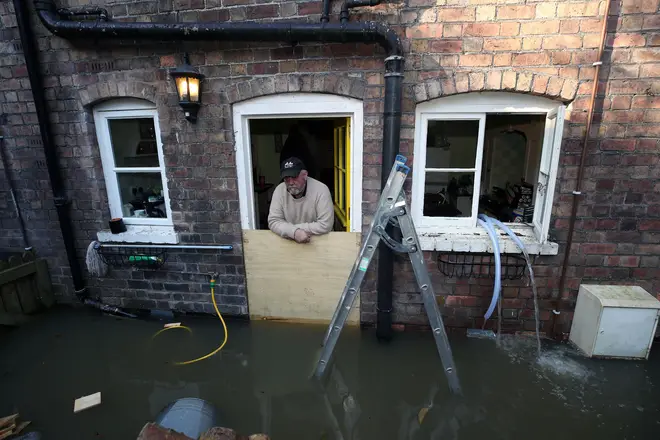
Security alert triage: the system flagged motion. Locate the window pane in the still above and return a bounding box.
[426,120,479,169]
[423,172,474,217]
[117,173,167,218]
[108,118,159,167]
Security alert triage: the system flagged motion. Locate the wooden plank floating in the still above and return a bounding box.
[243,230,361,324]
[74,392,102,413]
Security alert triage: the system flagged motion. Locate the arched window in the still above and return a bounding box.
[412,92,565,254]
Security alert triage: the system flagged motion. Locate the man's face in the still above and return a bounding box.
[284,171,307,196]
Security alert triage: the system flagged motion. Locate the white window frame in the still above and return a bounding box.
[93,99,176,242]
[232,93,364,233]
[412,92,565,255]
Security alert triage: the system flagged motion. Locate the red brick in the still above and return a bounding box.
[581,243,617,254]
[486,71,502,89]
[246,4,279,19]
[464,23,500,36]
[610,96,632,110]
[512,53,550,65]
[604,256,641,267]
[632,48,660,63]
[429,40,463,53]
[438,8,476,22]
[298,1,322,15]
[611,34,646,47]
[644,111,660,122]
[247,62,279,75]
[632,96,660,109]
[536,2,557,18]
[494,53,512,66]
[160,55,177,67]
[643,15,660,30]
[497,5,535,20]
[600,139,636,151]
[522,37,542,50]
[640,220,660,231]
[443,24,463,37]
[579,18,602,33]
[638,139,659,150]
[484,38,521,51]
[459,54,492,67]
[500,22,520,36]
[542,35,582,49]
[557,2,600,17]
[572,50,599,64]
[583,33,601,48]
[298,59,329,72]
[551,51,572,65]
[559,20,580,34]
[619,16,644,31]
[651,34,660,47]
[641,64,660,77]
[406,24,443,38]
[521,20,560,35]
[531,75,549,94]
[621,0,659,14]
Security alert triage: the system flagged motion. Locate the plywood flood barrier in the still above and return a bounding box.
[243,230,361,324]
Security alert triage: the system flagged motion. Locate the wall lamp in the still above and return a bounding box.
[170,53,204,123]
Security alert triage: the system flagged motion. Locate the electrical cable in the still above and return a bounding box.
[152,277,229,366]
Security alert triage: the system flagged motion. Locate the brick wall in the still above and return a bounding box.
[0,0,658,333]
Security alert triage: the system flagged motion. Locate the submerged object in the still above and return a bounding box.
[155,398,218,440]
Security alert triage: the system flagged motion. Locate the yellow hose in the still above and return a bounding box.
[152,281,228,366]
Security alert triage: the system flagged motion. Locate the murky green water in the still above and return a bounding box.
[1,307,659,439]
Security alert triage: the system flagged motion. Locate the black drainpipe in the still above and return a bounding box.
[14,0,87,299]
[32,0,404,338]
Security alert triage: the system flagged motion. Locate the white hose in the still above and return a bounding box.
[485,216,542,357]
[477,217,501,321]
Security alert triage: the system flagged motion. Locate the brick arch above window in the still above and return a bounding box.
[223,73,367,104]
[413,70,579,104]
[79,81,162,108]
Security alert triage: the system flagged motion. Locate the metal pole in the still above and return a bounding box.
[0,136,31,250]
[97,244,233,250]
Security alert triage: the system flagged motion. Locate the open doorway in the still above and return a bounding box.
[249,117,351,232]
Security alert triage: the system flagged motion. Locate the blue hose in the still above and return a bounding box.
[477,216,501,321]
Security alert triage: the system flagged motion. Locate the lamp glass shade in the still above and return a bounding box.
[188,77,200,102]
[175,76,189,101]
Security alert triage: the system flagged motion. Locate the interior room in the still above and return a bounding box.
[249,117,348,231]
[423,114,545,224]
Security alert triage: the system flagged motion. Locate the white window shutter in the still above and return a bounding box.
[533,106,565,242]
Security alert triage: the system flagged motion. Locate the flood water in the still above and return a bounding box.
[1,306,659,439]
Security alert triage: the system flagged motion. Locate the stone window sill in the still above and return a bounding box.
[417,227,558,256]
[97,225,179,244]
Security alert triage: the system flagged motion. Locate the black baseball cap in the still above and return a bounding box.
[280,157,305,178]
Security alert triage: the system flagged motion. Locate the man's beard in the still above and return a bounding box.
[287,184,305,196]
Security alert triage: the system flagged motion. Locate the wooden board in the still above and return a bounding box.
[243,230,361,324]
[74,392,102,413]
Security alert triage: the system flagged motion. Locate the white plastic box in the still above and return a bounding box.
[569,285,660,360]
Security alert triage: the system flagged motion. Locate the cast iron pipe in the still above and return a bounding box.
[340,0,382,23]
[34,1,401,56]
[553,0,612,339]
[14,0,87,299]
[34,0,403,337]
[0,135,31,251]
[56,7,108,21]
[320,0,331,23]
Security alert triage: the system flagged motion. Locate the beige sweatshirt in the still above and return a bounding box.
[268,177,334,239]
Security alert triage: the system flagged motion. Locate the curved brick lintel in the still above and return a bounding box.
[79,81,161,108]
[413,70,579,104]
[224,73,367,104]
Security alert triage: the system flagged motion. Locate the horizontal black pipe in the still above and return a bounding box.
[35,0,402,57]
[15,0,87,298]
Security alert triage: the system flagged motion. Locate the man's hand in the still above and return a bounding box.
[293,229,311,243]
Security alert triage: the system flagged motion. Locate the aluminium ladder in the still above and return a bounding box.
[313,155,461,395]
